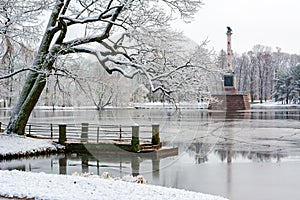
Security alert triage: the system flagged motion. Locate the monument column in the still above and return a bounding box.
[209,27,250,110]
[224,27,237,93]
[226,27,233,72]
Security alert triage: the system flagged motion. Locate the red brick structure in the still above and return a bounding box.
[210,93,250,110]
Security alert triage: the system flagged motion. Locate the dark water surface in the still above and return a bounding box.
[1,108,300,200]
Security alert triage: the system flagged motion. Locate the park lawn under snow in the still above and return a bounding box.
[0,170,227,200]
[0,133,64,158]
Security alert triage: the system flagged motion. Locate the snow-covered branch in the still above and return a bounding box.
[60,5,122,25]
[60,4,124,48]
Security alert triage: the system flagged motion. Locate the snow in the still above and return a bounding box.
[251,101,300,109]
[132,102,209,109]
[0,134,64,158]
[0,134,227,200]
[0,170,227,200]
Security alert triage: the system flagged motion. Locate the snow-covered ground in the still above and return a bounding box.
[0,134,64,158]
[132,102,209,109]
[0,134,227,200]
[251,101,300,109]
[0,170,227,200]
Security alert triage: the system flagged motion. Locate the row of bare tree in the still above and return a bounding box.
[218,45,300,103]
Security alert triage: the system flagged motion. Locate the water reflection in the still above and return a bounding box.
[215,149,286,163]
[188,142,209,164]
[185,141,289,164]
[19,151,162,177]
[0,146,291,176]
[251,110,300,120]
[59,157,67,174]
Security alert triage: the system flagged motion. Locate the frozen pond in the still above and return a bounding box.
[0,108,300,200]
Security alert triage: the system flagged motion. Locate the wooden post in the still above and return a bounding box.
[81,123,89,143]
[50,124,53,138]
[97,127,99,144]
[131,124,140,152]
[28,125,31,136]
[151,123,160,145]
[59,124,67,145]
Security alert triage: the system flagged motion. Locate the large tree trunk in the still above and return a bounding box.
[6,73,46,134]
[5,0,63,134]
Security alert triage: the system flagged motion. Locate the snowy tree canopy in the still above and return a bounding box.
[3,0,206,134]
[0,0,54,57]
[273,65,300,104]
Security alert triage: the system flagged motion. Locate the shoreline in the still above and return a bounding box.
[0,102,299,111]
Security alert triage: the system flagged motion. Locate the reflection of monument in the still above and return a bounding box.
[210,27,250,110]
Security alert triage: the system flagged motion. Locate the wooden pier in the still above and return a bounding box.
[3,122,179,158]
[60,123,178,158]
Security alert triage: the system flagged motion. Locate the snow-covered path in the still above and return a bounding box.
[0,170,227,200]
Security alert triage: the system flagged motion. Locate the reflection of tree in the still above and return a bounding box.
[251,110,300,120]
[188,142,212,164]
[215,149,286,163]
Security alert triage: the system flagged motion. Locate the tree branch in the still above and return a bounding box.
[0,68,42,80]
[60,5,122,26]
[60,4,124,48]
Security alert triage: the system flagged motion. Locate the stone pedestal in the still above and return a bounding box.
[210,93,250,110]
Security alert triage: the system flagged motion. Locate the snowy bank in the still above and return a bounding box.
[0,170,227,200]
[251,101,300,109]
[133,102,209,109]
[0,134,64,159]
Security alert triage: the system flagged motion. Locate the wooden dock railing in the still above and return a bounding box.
[0,122,158,145]
[1,121,165,153]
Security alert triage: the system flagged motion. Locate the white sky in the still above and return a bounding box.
[172,0,300,54]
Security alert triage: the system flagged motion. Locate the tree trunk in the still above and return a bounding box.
[6,73,46,134]
[5,0,64,134]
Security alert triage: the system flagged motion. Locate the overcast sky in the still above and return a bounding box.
[172,0,300,54]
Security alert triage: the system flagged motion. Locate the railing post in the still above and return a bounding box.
[152,123,160,145]
[97,127,100,144]
[28,124,32,136]
[131,124,140,152]
[81,123,89,143]
[50,124,53,138]
[59,124,67,145]
[119,125,122,140]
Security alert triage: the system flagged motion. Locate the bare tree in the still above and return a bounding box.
[1,0,51,106]
[3,0,203,134]
[233,45,300,103]
[216,49,227,70]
